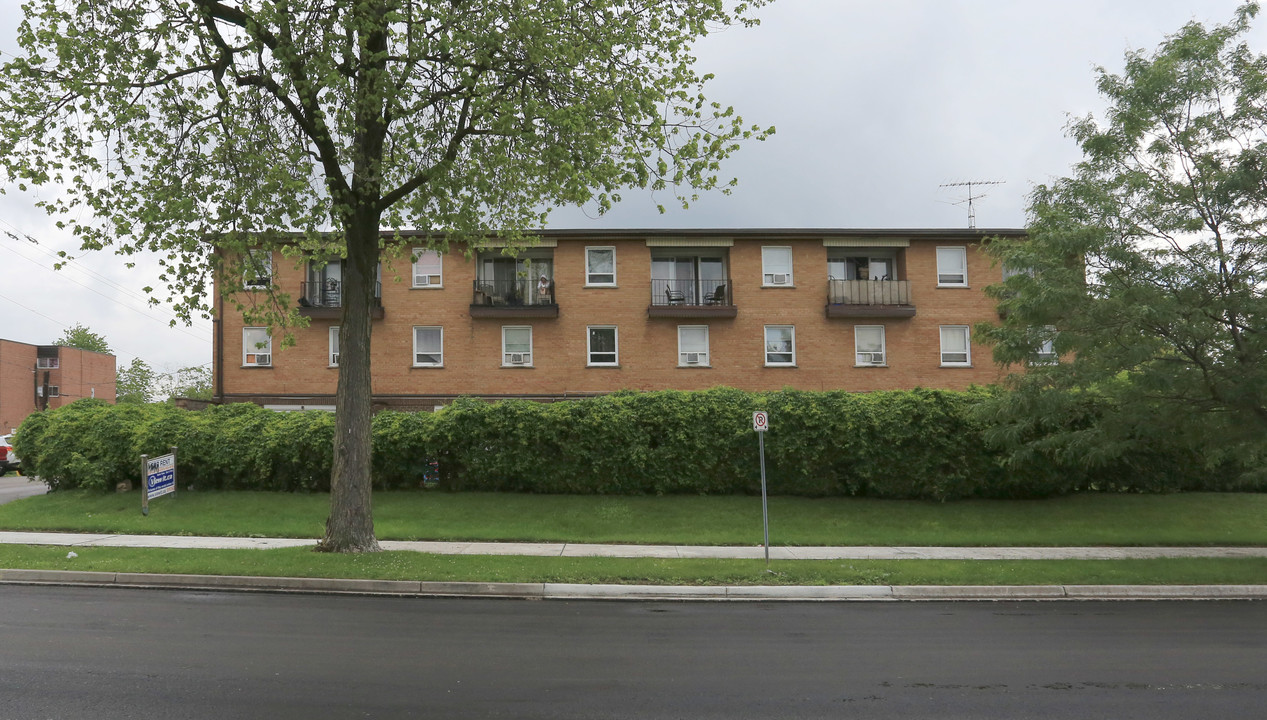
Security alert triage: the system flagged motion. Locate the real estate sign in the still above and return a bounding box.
[141,448,177,515]
[146,453,176,499]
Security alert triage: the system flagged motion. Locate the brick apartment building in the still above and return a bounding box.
[0,339,117,432]
[212,228,1024,410]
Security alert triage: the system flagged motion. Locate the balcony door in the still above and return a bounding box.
[652,255,725,304]
[479,256,553,304]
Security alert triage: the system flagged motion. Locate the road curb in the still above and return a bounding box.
[3,568,1267,601]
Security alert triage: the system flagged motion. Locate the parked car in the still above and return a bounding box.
[0,434,19,474]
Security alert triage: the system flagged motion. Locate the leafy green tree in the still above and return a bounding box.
[116,358,156,404]
[1,0,772,551]
[982,3,1267,480]
[160,366,214,402]
[54,324,112,355]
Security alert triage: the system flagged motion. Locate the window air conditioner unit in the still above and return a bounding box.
[255,354,272,366]
[771,273,790,285]
[331,353,340,366]
[415,274,430,286]
[684,352,701,365]
[858,352,885,365]
[509,353,527,365]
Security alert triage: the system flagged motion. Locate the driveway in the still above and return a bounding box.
[0,475,46,505]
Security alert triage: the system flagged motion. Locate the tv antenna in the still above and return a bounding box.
[940,180,1004,229]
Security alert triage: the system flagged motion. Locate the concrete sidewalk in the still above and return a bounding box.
[3,530,1267,559]
[2,530,1267,602]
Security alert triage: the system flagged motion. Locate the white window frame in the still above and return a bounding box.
[244,249,272,289]
[329,326,340,367]
[585,246,617,286]
[854,325,886,367]
[586,326,619,367]
[242,327,272,367]
[1032,326,1058,365]
[940,325,972,367]
[761,246,794,286]
[36,385,60,398]
[411,248,443,288]
[413,326,444,367]
[764,325,796,366]
[502,326,533,367]
[936,246,969,287]
[36,357,59,369]
[677,325,710,367]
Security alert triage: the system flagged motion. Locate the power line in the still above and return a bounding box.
[0,239,213,343]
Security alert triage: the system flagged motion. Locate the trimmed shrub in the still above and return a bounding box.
[15,387,1259,498]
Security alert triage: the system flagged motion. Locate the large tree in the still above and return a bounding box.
[982,3,1266,478]
[116,357,157,404]
[54,323,112,355]
[0,0,772,551]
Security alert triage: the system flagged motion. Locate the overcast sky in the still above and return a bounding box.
[0,1,1261,375]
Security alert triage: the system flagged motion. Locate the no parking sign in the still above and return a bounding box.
[753,411,771,566]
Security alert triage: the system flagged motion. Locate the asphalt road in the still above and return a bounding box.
[1,586,1265,719]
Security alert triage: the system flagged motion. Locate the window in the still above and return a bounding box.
[678,325,709,366]
[940,326,971,366]
[243,327,272,366]
[502,326,532,366]
[35,357,59,369]
[244,249,272,289]
[412,248,443,287]
[36,386,59,398]
[1032,326,1058,364]
[936,247,968,286]
[855,326,886,366]
[329,326,340,367]
[585,247,616,286]
[413,326,443,367]
[764,325,795,366]
[587,326,618,366]
[762,246,793,286]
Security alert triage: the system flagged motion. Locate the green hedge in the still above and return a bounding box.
[12,389,1257,498]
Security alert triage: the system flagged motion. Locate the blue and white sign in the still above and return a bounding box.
[146,453,176,500]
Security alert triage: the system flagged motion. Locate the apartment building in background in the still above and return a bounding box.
[212,228,1024,410]
[0,339,117,432]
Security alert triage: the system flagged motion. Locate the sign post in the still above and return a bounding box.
[141,446,177,516]
[753,411,771,568]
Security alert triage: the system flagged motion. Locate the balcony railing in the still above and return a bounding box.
[299,280,382,308]
[650,278,731,307]
[470,277,559,318]
[472,277,557,306]
[647,278,736,318]
[826,279,915,318]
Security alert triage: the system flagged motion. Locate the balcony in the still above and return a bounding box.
[826,279,916,318]
[647,278,737,318]
[470,278,559,318]
[297,280,384,319]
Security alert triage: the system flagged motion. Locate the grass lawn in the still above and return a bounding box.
[3,544,1267,585]
[1,488,1265,546]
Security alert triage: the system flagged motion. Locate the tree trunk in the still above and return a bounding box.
[318,212,381,553]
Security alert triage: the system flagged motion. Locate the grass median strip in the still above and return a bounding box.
[3,545,1267,586]
[3,490,1267,546]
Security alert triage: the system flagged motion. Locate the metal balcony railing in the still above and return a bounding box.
[650,278,731,307]
[472,277,557,306]
[827,279,911,306]
[299,280,382,308]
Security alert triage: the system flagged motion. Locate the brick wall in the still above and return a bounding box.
[216,231,1016,404]
[0,340,116,432]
